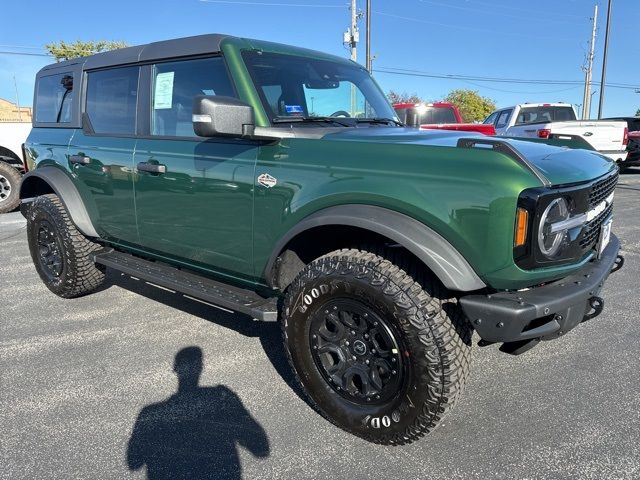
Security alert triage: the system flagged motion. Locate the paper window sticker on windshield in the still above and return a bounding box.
[285,105,304,114]
[154,72,175,109]
[202,89,215,96]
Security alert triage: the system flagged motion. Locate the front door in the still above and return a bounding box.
[68,65,139,244]
[133,56,257,282]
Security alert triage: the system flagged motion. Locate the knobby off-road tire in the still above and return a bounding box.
[26,194,105,298]
[0,161,21,214]
[282,248,472,445]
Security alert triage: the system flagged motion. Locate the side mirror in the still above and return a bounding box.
[192,95,255,138]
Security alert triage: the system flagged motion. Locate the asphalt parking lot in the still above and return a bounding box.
[2,170,639,480]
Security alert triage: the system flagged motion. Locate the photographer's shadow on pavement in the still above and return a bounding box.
[126,346,270,480]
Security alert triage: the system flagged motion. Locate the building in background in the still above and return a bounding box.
[0,98,32,122]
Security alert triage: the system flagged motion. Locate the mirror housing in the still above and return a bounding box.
[192,95,255,138]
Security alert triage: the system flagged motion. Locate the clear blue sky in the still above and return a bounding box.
[1,0,638,118]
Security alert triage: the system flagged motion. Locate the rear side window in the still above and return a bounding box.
[419,107,457,124]
[35,72,74,123]
[151,57,235,137]
[86,66,139,135]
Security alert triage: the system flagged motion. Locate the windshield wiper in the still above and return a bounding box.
[355,117,404,126]
[272,116,352,127]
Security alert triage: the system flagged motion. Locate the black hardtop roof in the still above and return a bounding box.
[40,33,232,72]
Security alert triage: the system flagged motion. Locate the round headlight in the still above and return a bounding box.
[538,197,569,258]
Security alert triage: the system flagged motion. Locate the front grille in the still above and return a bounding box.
[579,203,613,251]
[588,171,618,208]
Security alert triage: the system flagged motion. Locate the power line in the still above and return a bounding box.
[374,67,639,90]
[0,44,44,50]
[458,0,584,19]
[198,0,346,7]
[374,11,579,42]
[418,0,577,25]
[0,51,51,57]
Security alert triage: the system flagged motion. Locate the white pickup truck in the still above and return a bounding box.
[0,122,31,213]
[484,103,628,163]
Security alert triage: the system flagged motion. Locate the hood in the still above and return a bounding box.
[323,127,616,186]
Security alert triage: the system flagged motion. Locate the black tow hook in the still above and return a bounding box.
[611,254,624,274]
[582,296,604,323]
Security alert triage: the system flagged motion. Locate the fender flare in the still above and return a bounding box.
[20,166,99,238]
[264,204,486,292]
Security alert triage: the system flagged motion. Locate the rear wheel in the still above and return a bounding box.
[26,194,105,298]
[282,248,472,445]
[0,160,21,214]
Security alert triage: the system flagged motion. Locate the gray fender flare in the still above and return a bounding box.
[265,204,485,292]
[20,166,99,238]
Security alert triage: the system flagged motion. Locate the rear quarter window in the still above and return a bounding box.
[35,72,74,123]
[86,66,139,135]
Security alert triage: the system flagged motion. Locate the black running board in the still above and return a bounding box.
[92,249,278,321]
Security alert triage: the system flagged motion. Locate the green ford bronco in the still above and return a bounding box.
[21,34,623,445]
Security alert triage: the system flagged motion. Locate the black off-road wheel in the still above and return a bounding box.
[26,194,105,298]
[0,160,21,214]
[282,248,472,445]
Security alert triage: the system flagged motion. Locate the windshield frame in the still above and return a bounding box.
[241,50,399,126]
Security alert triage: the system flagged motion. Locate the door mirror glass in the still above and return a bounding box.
[192,95,255,138]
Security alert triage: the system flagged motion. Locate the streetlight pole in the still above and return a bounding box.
[597,0,612,119]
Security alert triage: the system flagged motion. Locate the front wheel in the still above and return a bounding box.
[282,248,472,445]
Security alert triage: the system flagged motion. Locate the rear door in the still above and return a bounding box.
[68,66,139,244]
[133,56,257,281]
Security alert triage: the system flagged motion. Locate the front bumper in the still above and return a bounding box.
[460,234,623,353]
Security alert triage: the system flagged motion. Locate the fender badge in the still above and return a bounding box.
[584,131,593,136]
[257,173,277,188]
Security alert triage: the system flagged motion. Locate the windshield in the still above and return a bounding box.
[242,50,398,124]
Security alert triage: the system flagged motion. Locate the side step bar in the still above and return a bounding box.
[92,249,278,321]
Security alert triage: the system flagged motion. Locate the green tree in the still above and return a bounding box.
[443,89,496,123]
[387,90,424,105]
[636,108,640,116]
[45,40,129,62]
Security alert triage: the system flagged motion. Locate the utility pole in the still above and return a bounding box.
[348,0,359,62]
[597,0,613,119]
[581,5,597,120]
[366,0,372,72]
[344,0,360,114]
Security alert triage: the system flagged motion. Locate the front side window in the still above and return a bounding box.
[242,51,398,123]
[151,57,236,137]
[496,110,512,128]
[483,111,498,125]
[86,66,139,135]
[35,72,74,123]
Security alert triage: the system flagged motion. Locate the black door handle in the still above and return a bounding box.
[69,154,90,165]
[137,162,166,174]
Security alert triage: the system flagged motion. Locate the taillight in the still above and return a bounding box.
[623,127,629,146]
[537,129,551,139]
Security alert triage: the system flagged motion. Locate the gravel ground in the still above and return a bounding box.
[1,169,639,480]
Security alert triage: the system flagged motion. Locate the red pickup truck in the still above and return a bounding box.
[394,102,496,135]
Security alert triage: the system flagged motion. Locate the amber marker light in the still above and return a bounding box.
[514,207,529,247]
